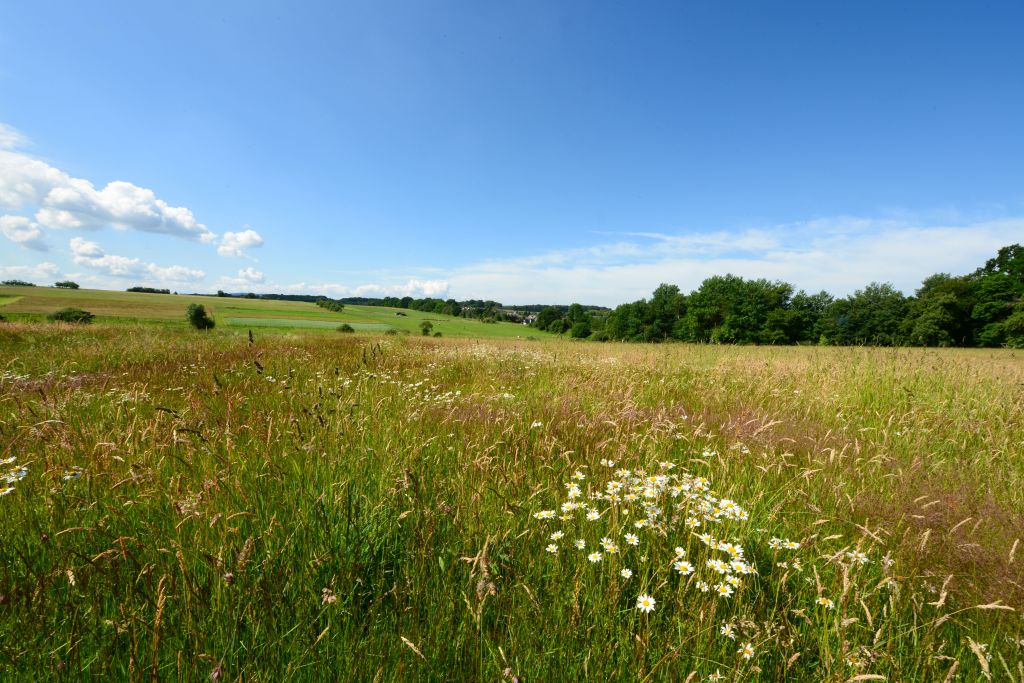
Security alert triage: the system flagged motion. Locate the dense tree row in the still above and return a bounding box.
[534,244,1024,347]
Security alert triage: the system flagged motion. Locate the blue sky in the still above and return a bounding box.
[1,0,1022,305]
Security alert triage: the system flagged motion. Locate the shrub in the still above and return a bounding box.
[2,279,35,287]
[186,304,215,330]
[433,331,442,337]
[385,329,399,336]
[337,323,355,333]
[48,307,94,324]
[420,321,434,336]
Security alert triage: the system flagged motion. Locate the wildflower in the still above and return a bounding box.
[0,486,14,496]
[566,485,582,499]
[686,517,701,528]
[708,671,724,682]
[696,581,710,593]
[784,540,800,550]
[846,550,870,565]
[620,568,633,579]
[674,560,694,575]
[707,559,730,574]
[720,542,744,557]
[550,531,564,541]
[624,533,639,546]
[715,583,734,598]
[698,533,715,546]
[674,546,686,558]
[574,539,586,550]
[816,597,834,609]
[719,623,736,639]
[587,552,603,563]
[0,457,14,466]
[633,519,647,529]
[63,468,83,481]
[546,543,559,554]
[530,421,543,428]
[586,510,601,521]
[572,470,586,481]
[635,594,656,613]
[533,510,555,520]
[322,588,337,605]
[738,642,755,659]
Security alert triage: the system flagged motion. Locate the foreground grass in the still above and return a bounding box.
[0,324,1021,680]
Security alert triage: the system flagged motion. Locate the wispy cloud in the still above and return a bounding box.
[265,278,450,299]
[0,261,59,281]
[442,217,1022,305]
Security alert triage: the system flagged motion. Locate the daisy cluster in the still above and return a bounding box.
[528,457,858,669]
[533,459,767,606]
[1,456,27,496]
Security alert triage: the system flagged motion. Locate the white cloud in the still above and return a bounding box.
[213,267,266,291]
[442,218,1024,305]
[267,278,450,299]
[68,237,205,283]
[238,266,264,283]
[0,261,59,282]
[218,228,264,257]
[0,125,216,243]
[0,124,29,151]
[0,215,47,251]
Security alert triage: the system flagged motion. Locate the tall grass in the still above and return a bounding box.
[0,324,1021,680]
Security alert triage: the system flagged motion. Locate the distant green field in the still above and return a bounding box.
[0,285,547,339]
[226,316,393,331]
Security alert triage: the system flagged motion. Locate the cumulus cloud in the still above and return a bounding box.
[0,215,47,251]
[0,261,59,282]
[68,237,205,283]
[443,217,1024,306]
[0,125,216,243]
[237,266,264,283]
[218,228,264,257]
[213,267,266,291]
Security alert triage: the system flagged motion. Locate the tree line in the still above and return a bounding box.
[532,244,1024,347]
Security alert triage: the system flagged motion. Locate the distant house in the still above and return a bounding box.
[395,312,407,317]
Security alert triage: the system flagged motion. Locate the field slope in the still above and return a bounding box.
[0,285,544,339]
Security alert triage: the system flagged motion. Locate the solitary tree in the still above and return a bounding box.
[186,304,216,330]
[54,281,80,289]
[420,320,434,336]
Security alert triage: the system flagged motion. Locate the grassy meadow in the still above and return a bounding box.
[0,285,542,339]
[1,321,1022,680]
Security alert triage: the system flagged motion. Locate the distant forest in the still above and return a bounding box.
[551,243,1022,347]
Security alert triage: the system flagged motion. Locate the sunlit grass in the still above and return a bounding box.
[0,324,1021,679]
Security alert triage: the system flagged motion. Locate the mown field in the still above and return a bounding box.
[0,285,541,339]
[1,323,1022,680]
